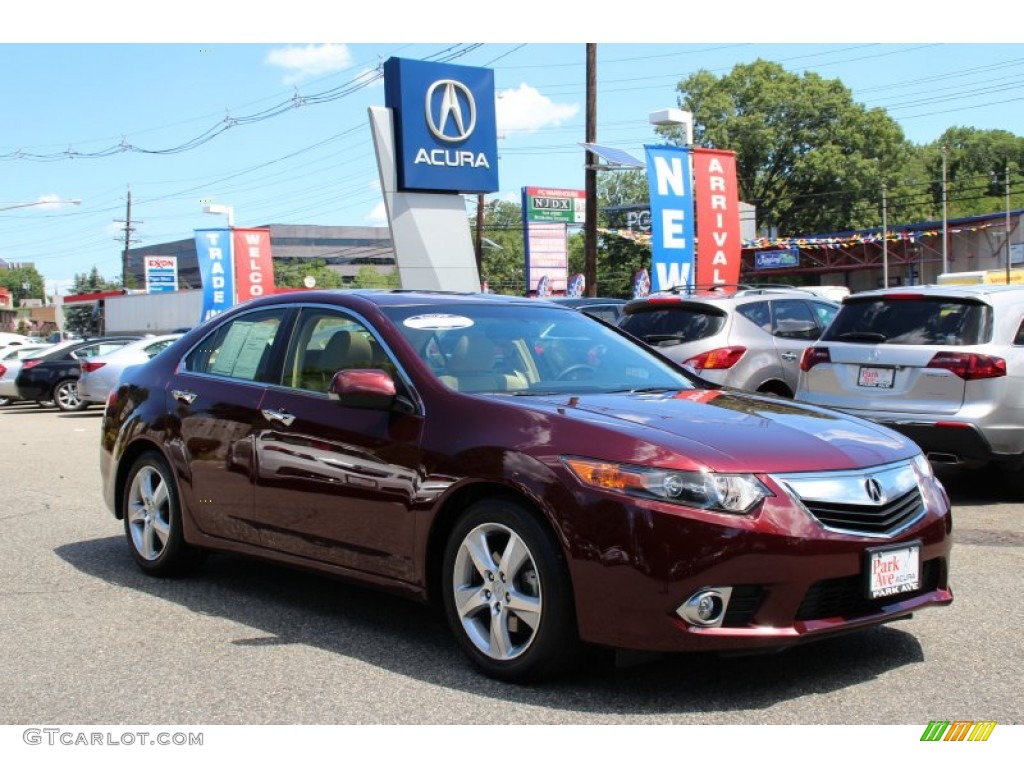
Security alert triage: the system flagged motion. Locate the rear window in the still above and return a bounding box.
[822,298,991,346]
[619,306,726,347]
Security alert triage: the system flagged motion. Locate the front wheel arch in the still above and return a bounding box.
[438,492,582,683]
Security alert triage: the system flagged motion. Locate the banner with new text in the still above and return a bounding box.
[693,148,742,286]
[645,145,695,292]
[194,229,236,323]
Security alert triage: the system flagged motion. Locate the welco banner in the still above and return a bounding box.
[644,145,695,292]
[232,228,275,302]
[693,148,742,286]
[194,228,236,323]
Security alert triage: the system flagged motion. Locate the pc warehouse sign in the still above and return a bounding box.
[384,57,499,193]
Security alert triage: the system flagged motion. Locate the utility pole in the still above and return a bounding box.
[474,192,485,281]
[881,183,889,289]
[114,188,140,288]
[1005,164,1012,285]
[584,43,597,297]
[941,145,948,274]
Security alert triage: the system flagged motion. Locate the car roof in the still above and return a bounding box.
[625,285,837,311]
[845,284,1024,304]
[546,297,627,307]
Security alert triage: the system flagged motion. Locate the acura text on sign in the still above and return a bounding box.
[383,57,499,194]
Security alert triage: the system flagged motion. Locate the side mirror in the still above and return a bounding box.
[329,369,398,410]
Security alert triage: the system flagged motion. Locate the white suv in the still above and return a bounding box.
[796,284,1024,492]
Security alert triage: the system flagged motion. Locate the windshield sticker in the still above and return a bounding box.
[404,314,475,331]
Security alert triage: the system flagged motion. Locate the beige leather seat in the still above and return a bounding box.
[439,332,528,393]
[301,330,374,392]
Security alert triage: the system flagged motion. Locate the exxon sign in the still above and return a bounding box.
[384,57,499,194]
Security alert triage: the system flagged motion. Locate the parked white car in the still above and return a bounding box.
[0,344,54,405]
[78,334,183,405]
[0,332,36,351]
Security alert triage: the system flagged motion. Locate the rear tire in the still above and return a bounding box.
[442,498,580,683]
[53,379,87,412]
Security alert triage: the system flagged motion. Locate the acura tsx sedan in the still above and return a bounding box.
[100,290,953,682]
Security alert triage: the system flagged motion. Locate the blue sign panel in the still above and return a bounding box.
[645,146,695,292]
[194,229,235,323]
[756,248,800,269]
[384,57,499,194]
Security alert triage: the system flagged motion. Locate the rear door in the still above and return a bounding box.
[170,307,293,544]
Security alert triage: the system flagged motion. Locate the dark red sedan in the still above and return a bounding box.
[100,291,952,682]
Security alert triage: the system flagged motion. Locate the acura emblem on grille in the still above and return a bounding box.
[865,477,886,504]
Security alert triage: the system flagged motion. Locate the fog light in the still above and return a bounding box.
[677,587,733,628]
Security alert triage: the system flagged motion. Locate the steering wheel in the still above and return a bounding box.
[556,364,598,381]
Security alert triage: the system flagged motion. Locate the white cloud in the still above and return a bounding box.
[496,84,579,134]
[265,44,354,83]
[366,202,387,226]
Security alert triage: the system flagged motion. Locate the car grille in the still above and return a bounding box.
[802,488,925,536]
[796,558,941,621]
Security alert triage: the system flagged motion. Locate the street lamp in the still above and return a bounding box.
[0,198,81,213]
[202,203,235,227]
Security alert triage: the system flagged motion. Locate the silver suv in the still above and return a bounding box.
[796,284,1024,491]
[619,286,839,397]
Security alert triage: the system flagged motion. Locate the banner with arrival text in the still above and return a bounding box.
[645,145,695,292]
[693,148,742,287]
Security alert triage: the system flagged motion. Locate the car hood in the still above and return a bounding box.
[503,388,915,473]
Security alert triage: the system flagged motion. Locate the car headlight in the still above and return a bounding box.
[911,452,935,480]
[561,457,771,514]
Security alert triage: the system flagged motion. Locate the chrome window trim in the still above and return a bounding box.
[174,301,425,416]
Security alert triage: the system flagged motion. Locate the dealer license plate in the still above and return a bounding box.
[858,366,895,388]
[866,543,921,600]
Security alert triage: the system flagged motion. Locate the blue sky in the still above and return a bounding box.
[3,1,1024,294]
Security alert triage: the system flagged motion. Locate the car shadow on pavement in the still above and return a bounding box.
[55,534,929,717]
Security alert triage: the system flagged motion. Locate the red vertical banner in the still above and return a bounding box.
[232,228,276,301]
[693,148,742,286]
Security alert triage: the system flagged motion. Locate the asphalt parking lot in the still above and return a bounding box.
[0,401,1021,726]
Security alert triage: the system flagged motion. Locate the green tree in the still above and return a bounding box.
[475,200,526,295]
[919,128,1024,219]
[664,59,913,235]
[65,266,120,335]
[272,259,345,289]
[0,264,45,305]
[351,265,399,289]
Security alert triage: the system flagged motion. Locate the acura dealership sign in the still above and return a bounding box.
[384,57,499,193]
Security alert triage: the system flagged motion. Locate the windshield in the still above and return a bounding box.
[381,303,696,395]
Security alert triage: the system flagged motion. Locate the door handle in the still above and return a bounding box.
[261,408,296,427]
[781,352,798,361]
[170,389,197,404]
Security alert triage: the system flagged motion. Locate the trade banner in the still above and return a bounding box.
[194,228,235,323]
[232,228,275,302]
[645,145,695,292]
[693,148,742,286]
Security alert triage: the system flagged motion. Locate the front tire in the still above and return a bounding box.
[53,378,86,411]
[122,452,204,577]
[442,498,580,683]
